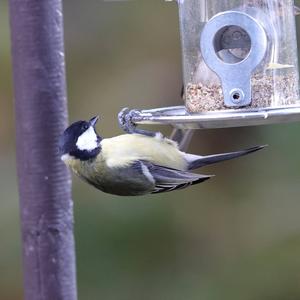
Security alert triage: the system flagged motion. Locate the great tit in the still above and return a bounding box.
[59,116,265,196]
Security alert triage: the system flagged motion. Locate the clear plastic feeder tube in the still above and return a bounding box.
[178,0,300,113]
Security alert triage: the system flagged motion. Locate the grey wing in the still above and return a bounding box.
[141,161,213,194]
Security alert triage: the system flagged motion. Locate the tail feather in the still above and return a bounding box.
[187,145,267,170]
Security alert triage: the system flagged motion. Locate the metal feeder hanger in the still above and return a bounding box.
[124,0,300,130]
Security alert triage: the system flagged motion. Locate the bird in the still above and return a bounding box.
[59,116,265,196]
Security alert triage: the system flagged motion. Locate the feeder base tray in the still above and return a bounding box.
[130,105,300,129]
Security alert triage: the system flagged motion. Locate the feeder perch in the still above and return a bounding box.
[125,0,300,130]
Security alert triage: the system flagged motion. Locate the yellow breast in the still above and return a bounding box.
[100,134,187,170]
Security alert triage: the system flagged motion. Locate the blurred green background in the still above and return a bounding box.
[1,1,300,299]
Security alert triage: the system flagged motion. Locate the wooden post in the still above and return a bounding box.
[9,1,77,299]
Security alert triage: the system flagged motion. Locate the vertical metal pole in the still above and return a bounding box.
[9,1,77,299]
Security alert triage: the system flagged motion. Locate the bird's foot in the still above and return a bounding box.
[118,107,161,137]
[118,107,139,134]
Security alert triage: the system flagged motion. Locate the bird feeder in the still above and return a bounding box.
[127,0,300,129]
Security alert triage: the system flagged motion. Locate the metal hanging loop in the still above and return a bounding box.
[200,9,268,107]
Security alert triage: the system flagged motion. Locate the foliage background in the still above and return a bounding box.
[1,1,300,299]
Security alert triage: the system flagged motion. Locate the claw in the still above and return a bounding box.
[118,107,129,127]
[118,107,162,137]
[118,107,136,133]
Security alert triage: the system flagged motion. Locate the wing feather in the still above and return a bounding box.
[141,162,212,194]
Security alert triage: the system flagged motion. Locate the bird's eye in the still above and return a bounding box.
[82,124,89,130]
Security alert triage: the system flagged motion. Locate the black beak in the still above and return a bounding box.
[89,116,99,127]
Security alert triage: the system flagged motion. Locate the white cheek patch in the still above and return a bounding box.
[76,126,98,151]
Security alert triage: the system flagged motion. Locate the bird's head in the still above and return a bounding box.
[59,116,101,161]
